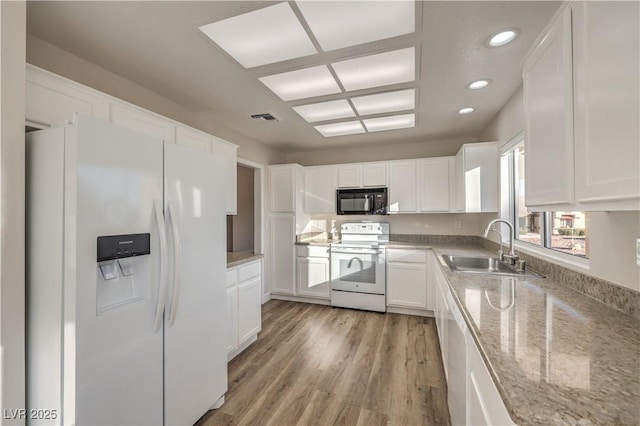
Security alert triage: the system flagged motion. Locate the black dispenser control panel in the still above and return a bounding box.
[97,233,151,262]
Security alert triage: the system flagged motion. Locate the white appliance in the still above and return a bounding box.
[26,115,227,425]
[330,223,389,312]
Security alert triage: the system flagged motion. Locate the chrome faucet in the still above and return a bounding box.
[483,219,520,267]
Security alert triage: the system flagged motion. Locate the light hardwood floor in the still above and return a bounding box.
[196,300,451,426]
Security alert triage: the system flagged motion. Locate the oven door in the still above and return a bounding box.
[330,247,386,295]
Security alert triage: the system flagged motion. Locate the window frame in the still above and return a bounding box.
[499,132,589,270]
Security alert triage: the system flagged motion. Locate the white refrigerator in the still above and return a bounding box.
[26,115,227,425]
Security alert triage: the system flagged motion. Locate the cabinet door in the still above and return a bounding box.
[211,137,238,215]
[238,276,262,343]
[362,163,387,187]
[466,332,516,426]
[434,267,449,380]
[110,103,175,142]
[573,2,640,207]
[305,165,338,214]
[426,251,437,312]
[226,286,238,355]
[26,66,109,128]
[454,150,465,212]
[176,125,212,154]
[523,7,574,207]
[388,161,417,213]
[387,262,427,309]
[418,157,452,212]
[338,164,362,188]
[269,214,296,296]
[296,257,330,299]
[269,166,295,212]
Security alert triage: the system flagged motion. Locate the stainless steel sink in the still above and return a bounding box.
[442,255,543,277]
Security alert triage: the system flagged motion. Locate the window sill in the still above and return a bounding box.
[514,240,589,272]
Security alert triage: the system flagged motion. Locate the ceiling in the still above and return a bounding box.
[26,1,560,152]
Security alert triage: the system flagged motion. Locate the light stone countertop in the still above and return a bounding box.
[426,243,640,426]
[292,237,639,423]
[226,252,263,268]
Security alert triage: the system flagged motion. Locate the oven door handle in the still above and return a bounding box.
[331,248,383,255]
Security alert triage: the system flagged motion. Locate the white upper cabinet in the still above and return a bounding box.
[211,137,238,215]
[26,65,240,215]
[418,157,454,212]
[305,165,338,214]
[362,163,387,187]
[524,2,639,211]
[572,1,640,208]
[175,125,212,154]
[110,102,175,142]
[388,160,418,213]
[338,164,362,188]
[269,164,305,214]
[454,143,498,213]
[26,66,109,128]
[337,163,387,188]
[523,6,575,208]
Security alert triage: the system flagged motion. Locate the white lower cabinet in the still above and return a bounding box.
[466,332,515,426]
[386,249,428,310]
[296,246,330,299]
[226,259,262,360]
[226,282,238,354]
[433,255,515,426]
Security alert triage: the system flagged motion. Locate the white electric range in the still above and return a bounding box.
[330,223,389,312]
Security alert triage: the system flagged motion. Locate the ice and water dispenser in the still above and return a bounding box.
[96,233,152,314]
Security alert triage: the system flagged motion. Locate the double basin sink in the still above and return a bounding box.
[442,254,543,278]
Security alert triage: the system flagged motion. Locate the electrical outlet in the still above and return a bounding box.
[454,220,462,229]
[636,238,640,267]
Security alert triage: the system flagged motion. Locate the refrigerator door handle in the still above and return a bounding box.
[167,201,182,327]
[153,199,169,333]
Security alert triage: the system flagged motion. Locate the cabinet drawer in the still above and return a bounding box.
[387,249,427,263]
[238,260,261,282]
[296,245,330,258]
[226,269,238,288]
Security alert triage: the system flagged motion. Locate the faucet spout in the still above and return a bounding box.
[484,219,518,263]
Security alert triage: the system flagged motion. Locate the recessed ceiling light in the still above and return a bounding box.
[259,66,341,101]
[467,79,491,90]
[315,121,365,137]
[295,0,415,51]
[351,89,415,116]
[332,48,415,92]
[363,113,415,132]
[488,29,519,47]
[458,107,474,115]
[199,3,317,68]
[293,100,355,123]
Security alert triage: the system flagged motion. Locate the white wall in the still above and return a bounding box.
[1,1,26,422]
[285,136,475,166]
[480,86,640,292]
[26,34,286,167]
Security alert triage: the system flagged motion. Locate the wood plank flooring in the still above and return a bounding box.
[196,300,450,426]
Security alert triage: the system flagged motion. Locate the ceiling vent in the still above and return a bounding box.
[250,113,279,122]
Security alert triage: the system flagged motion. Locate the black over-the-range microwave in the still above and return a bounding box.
[336,187,388,215]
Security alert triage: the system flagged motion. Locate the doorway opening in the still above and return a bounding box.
[226,159,264,256]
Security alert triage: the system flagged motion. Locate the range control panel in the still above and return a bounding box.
[341,223,390,235]
[97,233,151,262]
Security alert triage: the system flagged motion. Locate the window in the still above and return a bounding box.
[501,138,589,259]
